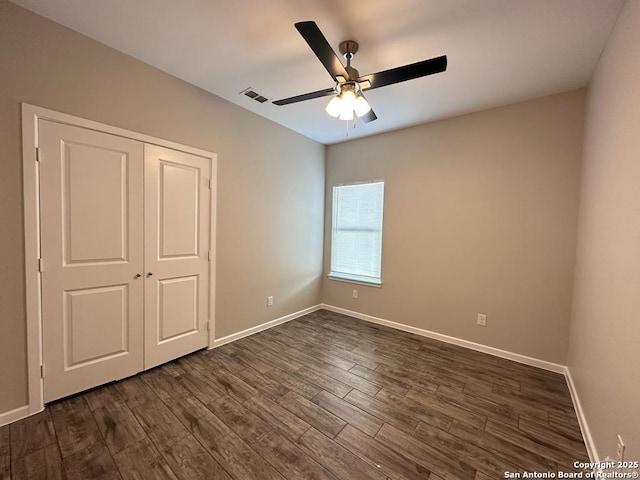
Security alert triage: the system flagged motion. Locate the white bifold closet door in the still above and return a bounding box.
[143,144,210,369]
[39,120,210,403]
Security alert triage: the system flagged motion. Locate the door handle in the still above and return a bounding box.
[134,273,141,279]
[147,272,153,277]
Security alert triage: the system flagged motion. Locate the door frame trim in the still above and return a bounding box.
[21,103,217,415]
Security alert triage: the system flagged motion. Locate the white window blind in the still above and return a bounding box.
[330,181,384,285]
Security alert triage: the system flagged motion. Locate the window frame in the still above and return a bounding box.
[328,179,384,287]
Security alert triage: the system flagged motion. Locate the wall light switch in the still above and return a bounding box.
[477,314,487,326]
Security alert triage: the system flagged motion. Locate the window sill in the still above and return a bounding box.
[327,273,382,288]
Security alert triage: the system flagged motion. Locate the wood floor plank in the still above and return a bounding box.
[484,418,582,468]
[0,425,9,479]
[376,363,449,392]
[115,376,158,408]
[435,385,520,426]
[85,383,124,412]
[517,415,590,460]
[413,421,519,478]
[349,364,411,393]
[335,424,432,480]
[310,363,381,397]
[492,383,575,414]
[375,423,476,480]
[375,388,453,431]
[235,367,290,400]
[343,389,419,433]
[152,433,232,480]
[462,382,548,422]
[374,345,454,371]
[202,366,260,403]
[286,344,357,372]
[324,345,381,371]
[126,397,190,440]
[296,427,388,480]
[206,369,258,403]
[436,344,500,367]
[62,440,121,480]
[157,361,189,378]
[448,419,558,474]
[204,347,248,373]
[9,410,56,461]
[10,443,64,480]
[221,344,274,373]
[519,412,582,444]
[112,437,178,480]
[351,346,406,369]
[92,399,146,455]
[404,387,487,430]
[519,381,574,407]
[265,368,322,399]
[196,429,286,480]
[49,396,103,458]
[443,361,521,391]
[175,369,225,405]
[311,390,383,437]
[207,395,272,442]
[244,394,311,442]
[292,366,353,398]
[547,410,583,439]
[277,391,346,439]
[249,429,339,480]
[141,369,191,406]
[168,396,231,440]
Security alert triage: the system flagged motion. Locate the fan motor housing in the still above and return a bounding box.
[339,40,359,58]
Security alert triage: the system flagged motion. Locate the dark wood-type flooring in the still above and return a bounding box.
[1,309,589,480]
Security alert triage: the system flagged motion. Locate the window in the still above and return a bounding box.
[329,181,384,285]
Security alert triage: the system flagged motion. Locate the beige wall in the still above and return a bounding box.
[568,0,640,463]
[0,0,324,414]
[323,90,585,364]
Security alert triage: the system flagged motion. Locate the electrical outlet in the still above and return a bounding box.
[616,435,625,462]
[352,289,359,299]
[477,314,487,326]
[267,296,273,307]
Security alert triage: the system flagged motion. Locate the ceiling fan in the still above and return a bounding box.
[273,21,448,123]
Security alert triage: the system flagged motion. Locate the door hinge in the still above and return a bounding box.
[40,364,45,378]
[38,258,43,273]
[208,178,213,190]
[207,251,211,261]
[35,147,41,162]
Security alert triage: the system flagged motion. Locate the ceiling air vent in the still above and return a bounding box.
[240,88,268,104]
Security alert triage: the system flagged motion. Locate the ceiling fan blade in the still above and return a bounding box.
[358,55,447,90]
[273,87,336,106]
[295,21,349,81]
[360,108,378,123]
[358,92,377,123]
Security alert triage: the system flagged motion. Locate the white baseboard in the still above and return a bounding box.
[0,404,31,427]
[565,367,598,463]
[320,304,566,373]
[210,304,322,349]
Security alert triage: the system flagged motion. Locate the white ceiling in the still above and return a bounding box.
[10,0,625,145]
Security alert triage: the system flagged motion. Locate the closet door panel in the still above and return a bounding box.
[39,120,144,402]
[144,144,210,368]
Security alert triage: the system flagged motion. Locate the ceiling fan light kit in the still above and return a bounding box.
[325,82,372,120]
[273,21,448,126]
